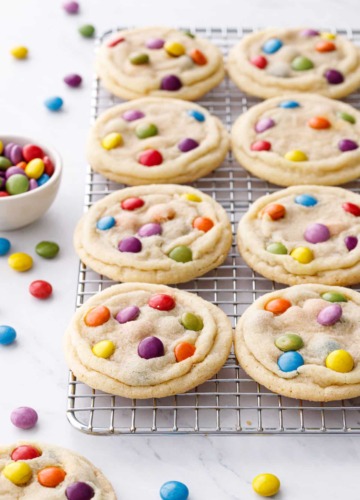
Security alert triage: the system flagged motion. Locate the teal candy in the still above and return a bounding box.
[187,109,205,122]
[262,38,283,54]
[278,351,304,372]
[294,194,318,207]
[97,216,116,230]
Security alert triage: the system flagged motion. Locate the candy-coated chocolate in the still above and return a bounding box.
[181,193,202,202]
[160,480,189,500]
[8,252,33,272]
[66,482,95,500]
[6,174,29,195]
[183,30,195,38]
[321,32,336,40]
[96,216,116,230]
[135,123,158,139]
[23,144,44,162]
[2,462,32,485]
[138,336,164,359]
[148,294,175,311]
[255,117,275,133]
[92,340,115,359]
[63,1,79,13]
[10,145,23,164]
[265,298,291,315]
[187,109,205,122]
[338,111,356,124]
[10,46,28,59]
[252,473,280,497]
[324,68,344,84]
[192,217,214,232]
[35,241,59,259]
[122,110,145,121]
[251,140,271,151]
[290,246,313,264]
[266,242,287,254]
[321,291,347,302]
[342,202,360,216]
[304,223,330,243]
[275,333,303,352]
[10,406,38,429]
[301,28,319,37]
[308,116,331,129]
[5,166,27,179]
[284,150,308,161]
[326,349,354,373]
[115,305,140,324]
[180,312,203,331]
[129,52,149,65]
[279,100,300,108]
[189,48,207,65]
[250,55,268,69]
[64,73,82,87]
[84,305,111,327]
[138,222,162,237]
[38,467,66,488]
[161,75,182,91]
[0,237,11,255]
[338,139,358,152]
[121,197,145,210]
[262,203,285,220]
[0,325,16,345]
[0,192,9,197]
[118,236,142,253]
[25,158,45,179]
[146,38,165,49]
[36,173,50,186]
[138,149,163,166]
[174,342,196,362]
[178,138,199,152]
[164,41,185,57]
[44,96,63,111]
[316,40,336,52]
[79,24,95,38]
[294,194,318,207]
[291,56,314,71]
[0,156,12,170]
[29,280,53,299]
[168,245,192,263]
[107,36,125,48]
[262,38,283,54]
[11,445,41,461]
[278,351,304,372]
[101,132,123,150]
[317,303,342,326]
[345,235,358,251]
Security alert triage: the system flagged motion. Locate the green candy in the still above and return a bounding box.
[135,123,158,139]
[0,156,12,170]
[275,333,304,352]
[183,30,195,38]
[35,241,60,259]
[291,56,314,71]
[79,24,95,38]
[129,53,149,65]
[321,292,348,303]
[6,174,29,195]
[266,242,287,255]
[338,112,356,124]
[180,312,204,331]
[168,245,192,263]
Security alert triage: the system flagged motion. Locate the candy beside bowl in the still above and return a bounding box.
[0,135,62,231]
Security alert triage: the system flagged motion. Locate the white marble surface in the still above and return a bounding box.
[1,1,360,498]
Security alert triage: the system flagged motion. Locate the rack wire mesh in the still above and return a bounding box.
[67,26,360,434]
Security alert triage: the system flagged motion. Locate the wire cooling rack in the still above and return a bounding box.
[67,27,360,435]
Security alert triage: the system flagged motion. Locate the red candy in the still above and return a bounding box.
[22,144,44,162]
[29,280,53,299]
[342,202,360,216]
[138,149,163,166]
[43,156,55,176]
[251,140,271,151]
[0,192,9,197]
[11,445,41,461]
[121,197,145,211]
[250,55,268,69]
[107,36,125,47]
[148,294,175,311]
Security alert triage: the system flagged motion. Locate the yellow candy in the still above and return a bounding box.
[2,462,32,485]
[181,193,202,202]
[284,150,308,162]
[290,246,313,264]
[10,46,28,59]
[321,32,336,40]
[252,473,280,497]
[8,252,33,272]
[164,41,186,57]
[0,140,3,154]
[101,133,123,150]
[25,158,45,179]
[326,349,354,373]
[92,340,115,359]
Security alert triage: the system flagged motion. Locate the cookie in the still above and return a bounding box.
[231,93,360,186]
[86,97,229,185]
[0,442,115,498]
[237,185,360,286]
[74,184,232,284]
[96,26,224,100]
[235,284,360,402]
[65,283,233,399]
[227,27,360,99]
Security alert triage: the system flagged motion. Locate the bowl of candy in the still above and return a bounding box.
[0,135,62,230]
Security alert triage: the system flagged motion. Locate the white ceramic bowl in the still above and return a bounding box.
[0,135,62,230]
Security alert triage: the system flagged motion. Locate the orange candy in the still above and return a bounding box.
[189,49,207,65]
[316,40,336,52]
[262,204,286,220]
[308,116,331,129]
[37,467,66,488]
[16,161,27,170]
[84,305,111,327]
[193,216,214,232]
[265,298,291,315]
[175,342,196,362]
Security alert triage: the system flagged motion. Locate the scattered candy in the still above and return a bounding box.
[180,312,203,331]
[2,462,32,485]
[11,445,41,461]
[324,68,344,84]
[265,298,291,315]
[304,223,330,243]
[118,236,142,253]
[316,40,336,52]
[79,24,95,38]
[301,29,319,37]
[10,406,38,429]
[136,123,158,139]
[178,138,199,152]
[317,304,342,326]
[294,194,317,207]
[252,473,280,497]
[345,235,358,251]
[0,325,16,345]
[262,203,285,220]
[129,52,149,65]
[161,75,182,91]
[38,467,66,488]
[338,139,358,152]
[97,216,116,230]
[342,202,360,216]
[251,140,271,151]
[101,132,123,150]
[266,242,287,254]
[189,48,207,65]
[326,349,354,373]
[138,336,164,359]
[262,38,283,54]
[0,237,11,255]
[146,38,165,49]
[192,217,214,232]
[8,252,33,272]
[275,333,303,352]
[115,305,140,324]
[290,246,313,264]
[35,241,59,259]
[92,340,115,359]
[321,32,336,40]
[321,292,347,302]
[291,56,314,71]
[107,36,125,48]
[121,197,144,210]
[308,116,331,129]
[160,481,189,500]
[66,482,95,500]
[6,174,29,195]
[168,245,192,263]
[284,150,308,161]
[64,73,82,87]
[338,111,356,124]
[138,149,163,166]
[164,41,185,57]
[255,117,275,133]
[10,46,28,59]
[250,55,268,69]
[148,294,175,311]
[29,280,53,299]
[84,305,111,327]
[187,110,205,122]
[279,100,300,108]
[175,342,196,362]
[122,110,145,122]
[44,96,63,111]
[278,351,304,372]
[138,222,162,237]
[63,1,79,14]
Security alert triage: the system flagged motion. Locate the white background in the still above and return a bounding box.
[1,1,360,499]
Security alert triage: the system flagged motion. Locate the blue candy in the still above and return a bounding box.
[160,481,189,500]
[187,109,205,122]
[294,194,318,207]
[279,100,300,109]
[278,351,304,372]
[44,96,64,111]
[0,237,11,256]
[262,38,283,54]
[0,325,16,345]
[96,216,116,230]
[37,174,50,186]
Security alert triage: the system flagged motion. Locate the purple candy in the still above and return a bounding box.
[161,74,182,91]
[178,138,199,152]
[10,145,23,164]
[255,117,275,133]
[345,235,358,251]
[301,29,320,37]
[138,336,164,359]
[10,406,38,429]
[116,305,140,324]
[64,73,82,87]
[122,109,145,122]
[5,167,27,179]
[304,223,330,243]
[138,222,162,237]
[63,1,79,14]
[338,139,358,152]
[146,38,165,49]
[118,236,142,253]
[66,482,95,500]
[317,304,342,326]
[29,179,38,190]
[324,69,344,84]
[4,143,15,159]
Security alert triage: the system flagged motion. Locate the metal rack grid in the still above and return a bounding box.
[67,26,360,434]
